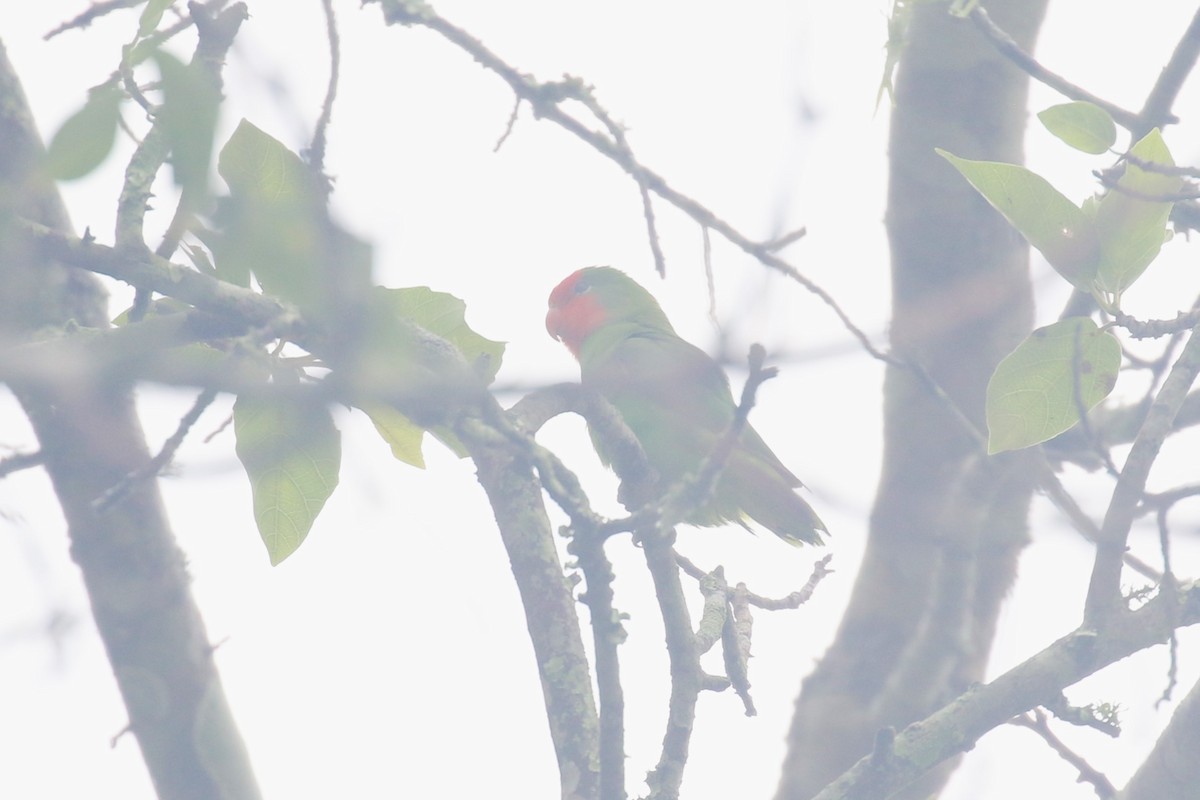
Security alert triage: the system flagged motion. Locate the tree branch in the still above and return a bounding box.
[573,525,627,800]
[812,582,1200,800]
[641,524,699,800]
[968,5,1147,131]
[458,415,602,799]
[1133,3,1200,138]
[16,219,301,332]
[1085,322,1200,623]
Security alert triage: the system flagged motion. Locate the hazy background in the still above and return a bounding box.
[2,1,1198,797]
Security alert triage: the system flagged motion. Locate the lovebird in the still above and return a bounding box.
[546,266,826,545]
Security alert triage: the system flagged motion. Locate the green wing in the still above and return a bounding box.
[584,329,732,479]
[582,326,824,544]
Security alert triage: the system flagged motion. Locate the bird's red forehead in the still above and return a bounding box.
[547,270,605,357]
[548,269,586,309]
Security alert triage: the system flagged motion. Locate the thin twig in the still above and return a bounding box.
[493,96,521,151]
[1154,507,1179,706]
[1095,168,1199,202]
[44,0,143,40]
[906,358,988,449]
[675,550,833,611]
[308,0,341,188]
[93,388,219,512]
[1114,308,1200,339]
[0,450,44,477]
[127,0,237,69]
[702,226,717,324]
[968,5,1148,132]
[202,411,234,443]
[763,226,808,252]
[573,87,666,277]
[740,554,834,610]
[1142,483,1200,514]
[673,551,707,582]
[1010,709,1117,798]
[1124,153,1200,179]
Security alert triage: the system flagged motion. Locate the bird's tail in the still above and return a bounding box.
[726,451,827,546]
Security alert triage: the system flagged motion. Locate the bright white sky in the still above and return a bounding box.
[2,1,1199,798]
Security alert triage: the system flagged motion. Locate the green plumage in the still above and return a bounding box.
[547,267,826,545]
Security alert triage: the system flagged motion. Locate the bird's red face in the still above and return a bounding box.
[547,269,607,358]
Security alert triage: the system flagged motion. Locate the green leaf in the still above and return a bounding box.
[192,223,248,286]
[1038,102,1117,154]
[137,0,174,38]
[234,394,341,565]
[876,0,911,109]
[121,38,158,70]
[215,121,372,316]
[938,149,1099,288]
[375,286,505,384]
[215,120,328,307]
[360,286,504,464]
[986,317,1120,453]
[363,404,427,467]
[156,50,220,197]
[218,119,311,201]
[43,85,122,181]
[1093,129,1180,298]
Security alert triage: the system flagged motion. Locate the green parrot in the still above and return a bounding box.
[546,266,826,545]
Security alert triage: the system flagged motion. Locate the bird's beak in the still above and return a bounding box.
[546,307,562,341]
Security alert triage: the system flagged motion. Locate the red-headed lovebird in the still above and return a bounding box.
[546,266,826,545]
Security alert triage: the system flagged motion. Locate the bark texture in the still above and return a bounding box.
[0,42,259,800]
[776,3,1047,796]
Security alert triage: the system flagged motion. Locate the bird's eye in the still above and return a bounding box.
[573,278,591,294]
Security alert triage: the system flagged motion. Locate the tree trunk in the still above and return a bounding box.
[0,42,260,800]
[776,2,1047,796]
